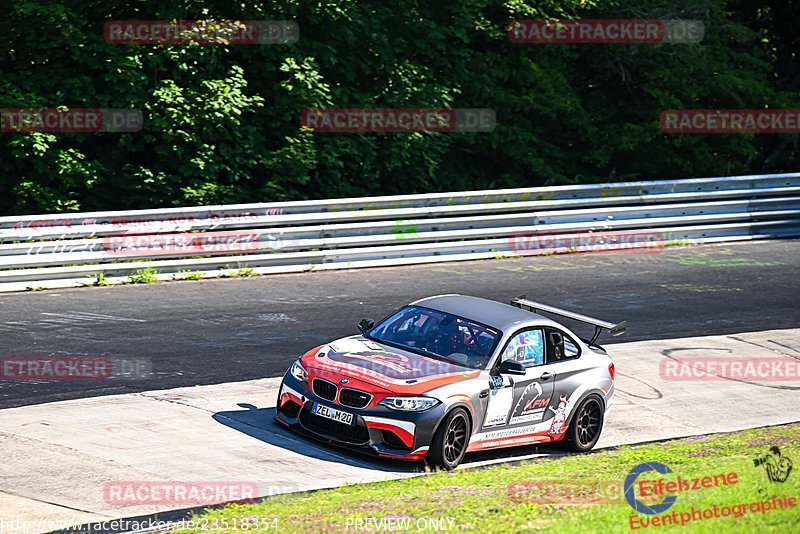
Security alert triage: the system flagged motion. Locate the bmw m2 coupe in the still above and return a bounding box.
[275,294,624,469]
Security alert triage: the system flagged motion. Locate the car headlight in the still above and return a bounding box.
[379,396,440,411]
[289,359,308,382]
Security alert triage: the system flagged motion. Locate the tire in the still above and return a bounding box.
[564,395,604,452]
[426,408,471,470]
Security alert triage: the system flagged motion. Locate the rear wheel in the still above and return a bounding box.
[564,395,604,452]
[426,408,471,470]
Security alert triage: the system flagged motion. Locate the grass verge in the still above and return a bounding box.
[170,423,799,533]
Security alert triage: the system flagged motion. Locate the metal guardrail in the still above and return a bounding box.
[1,172,798,292]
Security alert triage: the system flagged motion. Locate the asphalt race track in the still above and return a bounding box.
[1,239,799,533]
[1,328,799,533]
[0,239,798,409]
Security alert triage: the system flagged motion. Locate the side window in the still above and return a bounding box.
[564,337,579,358]
[501,329,545,367]
[546,328,581,362]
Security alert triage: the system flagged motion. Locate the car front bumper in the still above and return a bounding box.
[274,373,445,461]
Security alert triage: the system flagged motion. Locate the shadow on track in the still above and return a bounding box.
[213,403,425,473]
[214,403,569,473]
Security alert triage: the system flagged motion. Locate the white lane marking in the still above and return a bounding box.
[258,313,298,323]
[40,312,147,323]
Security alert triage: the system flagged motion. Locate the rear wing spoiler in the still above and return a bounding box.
[510,295,626,345]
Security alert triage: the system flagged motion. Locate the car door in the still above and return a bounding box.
[481,328,555,430]
[542,327,584,434]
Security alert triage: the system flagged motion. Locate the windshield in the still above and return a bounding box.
[367,305,501,369]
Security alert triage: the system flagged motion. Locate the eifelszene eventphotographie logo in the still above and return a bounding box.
[625,462,678,515]
[754,446,793,483]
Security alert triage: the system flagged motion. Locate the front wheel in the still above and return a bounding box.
[564,395,604,452]
[426,408,471,470]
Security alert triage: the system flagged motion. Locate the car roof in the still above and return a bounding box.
[410,294,560,332]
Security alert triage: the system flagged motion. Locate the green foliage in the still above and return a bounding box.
[176,269,204,280]
[82,272,110,286]
[1,0,797,215]
[125,266,159,284]
[217,262,255,277]
[232,266,255,277]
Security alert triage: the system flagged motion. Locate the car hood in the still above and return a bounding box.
[302,335,480,396]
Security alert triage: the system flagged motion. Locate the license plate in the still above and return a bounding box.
[312,403,354,425]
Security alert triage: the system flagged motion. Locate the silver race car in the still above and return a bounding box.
[275,294,624,469]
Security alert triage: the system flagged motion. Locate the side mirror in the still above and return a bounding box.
[497,359,526,375]
[358,318,374,334]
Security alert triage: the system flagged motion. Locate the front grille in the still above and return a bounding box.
[312,378,337,401]
[339,388,372,409]
[299,404,370,445]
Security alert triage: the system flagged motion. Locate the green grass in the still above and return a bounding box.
[125,266,159,284]
[217,262,256,278]
[171,423,799,533]
[81,272,110,286]
[662,239,696,247]
[176,269,205,280]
